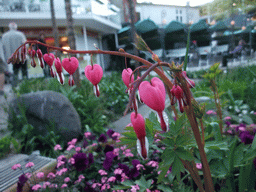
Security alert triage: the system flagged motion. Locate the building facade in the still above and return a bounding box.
[136,2,200,27]
[0,0,121,76]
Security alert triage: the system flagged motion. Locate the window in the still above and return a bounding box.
[180,16,182,22]
[176,9,178,14]
[176,16,179,21]
[180,10,182,14]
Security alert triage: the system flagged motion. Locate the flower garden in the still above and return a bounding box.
[1,36,256,192]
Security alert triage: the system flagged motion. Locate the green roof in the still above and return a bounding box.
[210,21,228,32]
[118,26,130,34]
[190,19,209,32]
[164,21,186,33]
[234,25,254,35]
[135,18,158,34]
[223,30,232,36]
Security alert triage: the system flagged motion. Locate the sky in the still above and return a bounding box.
[137,0,214,7]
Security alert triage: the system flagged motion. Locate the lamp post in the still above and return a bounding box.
[231,20,235,50]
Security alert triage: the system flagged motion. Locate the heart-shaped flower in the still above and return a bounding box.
[55,57,64,85]
[84,64,103,97]
[43,53,55,67]
[62,57,79,86]
[171,85,185,113]
[84,64,103,86]
[139,77,167,131]
[62,57,79,75]
[122,68,134,89]
[37,49,44,68]
[130,112,148,159]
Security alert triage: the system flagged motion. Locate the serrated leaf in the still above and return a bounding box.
[121,180,134,187]
[171,157,185,181]
[209,122,222,141]
[175,147,194,161]
[158,150,175,183]
[158,184,173,192]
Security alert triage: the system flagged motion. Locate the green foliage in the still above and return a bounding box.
[0,135,20,159]
[8,102,63,158]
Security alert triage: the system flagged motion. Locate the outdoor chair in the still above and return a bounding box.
[198,46,212,67]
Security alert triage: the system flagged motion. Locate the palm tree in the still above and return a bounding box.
[50,0,59,49]
[64,0,81,87]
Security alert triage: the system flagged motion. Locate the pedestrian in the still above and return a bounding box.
[2,22,28,87]
[0,46,6,95]
[36,32,50,77]
[222,39,246,67]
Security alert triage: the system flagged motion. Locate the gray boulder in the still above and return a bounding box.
[9,91,81,143]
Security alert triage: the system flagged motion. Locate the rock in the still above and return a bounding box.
[9,91,81,143]
[195,96,212,103]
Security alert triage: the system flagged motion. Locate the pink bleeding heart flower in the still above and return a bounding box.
[171,85,185,113]
[37,49,44,69]
[139,77,167,132]
[181,71,195,88]
[62,57,79,86]
[84,64,103,97]
[55,57,64,85]
[122,68,134,91]
[43,53,56,77]
[30,50,36,68]
[43,53,55,67]
[130,112,148,159]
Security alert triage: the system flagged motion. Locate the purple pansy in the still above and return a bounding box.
[104,145,114,154]
[103,152,117,170]
[73,153,89,171]
[98,134,107,143]
[118,163,130,175]
[17,174,28,192]
[107,129,115,138]
[239,131,254,145]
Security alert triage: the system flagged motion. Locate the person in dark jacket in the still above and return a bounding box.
[37,32,50,77]
[222,39,246,67]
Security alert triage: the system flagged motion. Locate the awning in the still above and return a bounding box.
[210,21,228,32]
[190,19,209,32]
[165,20,186,34]
[135,18,158,34]
[234,25,254,35]
[118,26,130,34]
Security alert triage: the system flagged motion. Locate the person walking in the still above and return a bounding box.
[2,22,28,87]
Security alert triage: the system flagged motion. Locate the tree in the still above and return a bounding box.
[50,0,59,51]
[64,0,81,87]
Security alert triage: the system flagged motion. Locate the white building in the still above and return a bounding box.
[0,0,121,76]
[136,2,200,27]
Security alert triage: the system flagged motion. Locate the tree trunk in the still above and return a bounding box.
[50,0,59,49]
[64,0,81,87]
[127,0,139,68]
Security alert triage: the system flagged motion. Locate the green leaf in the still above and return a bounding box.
[161,138,175,148]
[158,150,175,183]
[238,161,256,192]
[183,28,190,71]
[121,180,134,187]
[210,159,228,178]
[135,175,151,189]
[251,134,256,150]
[112,185,131,190]
[175,147,194,161]
[158,184,173,192]
[209,122,222,141]
[171,156,185,181]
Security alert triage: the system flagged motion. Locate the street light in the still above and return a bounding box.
[231,20,235,50]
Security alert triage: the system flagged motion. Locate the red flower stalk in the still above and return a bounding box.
[36,49,44,69]
[84,64,103,97]
[43,53,56,78]
[139,77,167,132]
[170,85,186,113]
[130,112,148,159]
[122,68,134,91]
[54,57,64,85]
[62,57,79,86]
